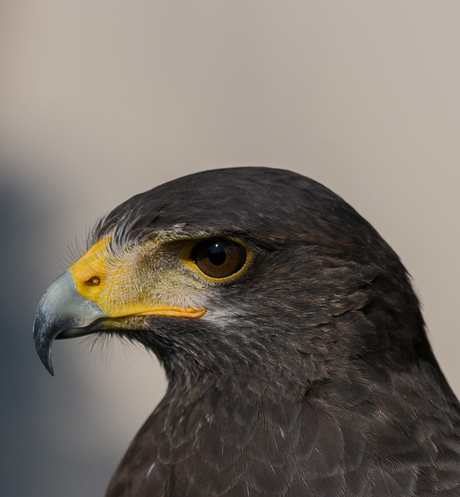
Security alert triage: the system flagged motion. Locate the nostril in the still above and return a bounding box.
[86,276,101,286]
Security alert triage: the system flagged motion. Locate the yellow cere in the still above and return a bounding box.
[69,236,206,319]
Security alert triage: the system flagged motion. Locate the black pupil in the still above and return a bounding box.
[208,243,227,266]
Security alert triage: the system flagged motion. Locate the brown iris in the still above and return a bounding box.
[190,238,246,278]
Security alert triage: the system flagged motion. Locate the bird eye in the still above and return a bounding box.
[190,238,246,278]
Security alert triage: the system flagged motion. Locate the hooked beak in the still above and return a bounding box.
[33,271,107,375]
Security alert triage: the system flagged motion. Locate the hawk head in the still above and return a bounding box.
[34,167,433,395]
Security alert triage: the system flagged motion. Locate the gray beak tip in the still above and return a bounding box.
[33,322,55,376]
[39,349,55,376]
[43,358,55,377]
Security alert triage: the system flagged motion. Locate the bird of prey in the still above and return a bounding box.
[34,168,460,496]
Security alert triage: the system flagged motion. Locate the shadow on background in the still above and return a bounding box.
[0,176,117,496]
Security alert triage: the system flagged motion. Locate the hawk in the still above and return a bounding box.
[34,168,460,496]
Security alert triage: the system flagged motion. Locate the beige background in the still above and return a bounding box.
[1,2,459,496]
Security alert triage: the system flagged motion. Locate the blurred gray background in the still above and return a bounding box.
[1,2,459,496]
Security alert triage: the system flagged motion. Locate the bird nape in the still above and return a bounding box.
[33,167,460,497]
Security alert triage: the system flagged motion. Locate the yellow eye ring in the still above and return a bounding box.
[185,237,252,282]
